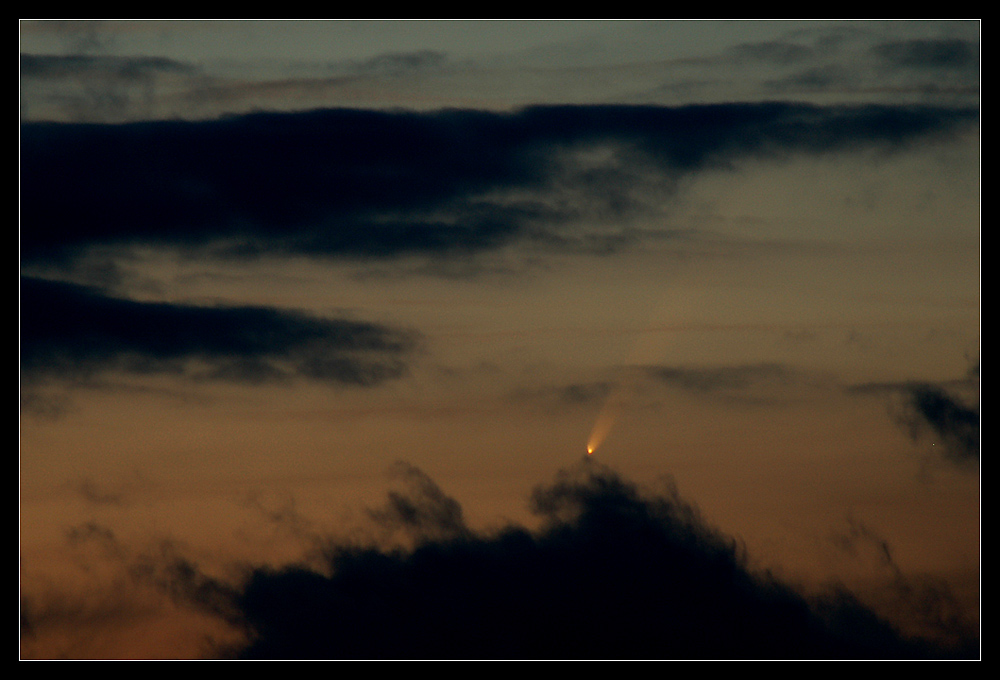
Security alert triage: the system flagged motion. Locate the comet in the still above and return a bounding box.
[585,381,626,457]
[583,285,694,460]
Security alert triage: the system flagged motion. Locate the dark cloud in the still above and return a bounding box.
[850,372,979,469]
[828,516,978,648]
[214,460,971,659]
[20,275,418,387]
[365,461,471,545]
[21,103,978,267]
[20,461,978,659]
[897,383,979,466]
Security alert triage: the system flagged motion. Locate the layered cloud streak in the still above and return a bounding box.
[21,102,978,268]
[20,276,417,387]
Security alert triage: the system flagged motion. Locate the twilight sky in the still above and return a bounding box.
[19,19,980,659]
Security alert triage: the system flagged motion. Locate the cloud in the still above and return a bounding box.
[21,523,245,660]
[897,382,980,466]
[20,53,198,80]
[849,369,979,470]
[643,362,802,396]
[365,461,471,545]
[519,363,824,415]
[349,49,449,76]
[727,39,816,66]
[19,53,204,122]
[218,460,971,659]
[872,38,979,72]
[20,276,418,388]
[21,102,977,268]
[21,461,978,659]
[728,27,980,104]
[828,516,979,648]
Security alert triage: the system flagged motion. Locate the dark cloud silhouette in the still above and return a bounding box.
[828,516,978,649]
[20,461,978,659]
[20,276,418,387]
[848,361,979,470]
[898,382,979,466]
[365,461,471,545]
[21,103,977,267]
[213,460,972,659]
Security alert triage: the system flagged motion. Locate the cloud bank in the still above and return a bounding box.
[21,102,977,269]
[163,461,972,660]
[20,276,418,388]
[20,461,978,659]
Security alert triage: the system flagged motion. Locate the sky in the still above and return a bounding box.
[19,19,980,660]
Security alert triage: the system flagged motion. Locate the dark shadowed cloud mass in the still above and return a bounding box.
[21,102,976,268]
[20,275,418,388]
[898,383,980,466]
[51,461,973,660]
[849,368,980,470]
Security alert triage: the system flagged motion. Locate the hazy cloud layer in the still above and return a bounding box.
[516,362,830,415]
[20,276,418,387]
[872,38,979,71]
[21,102,977,269]
[643,362,803,396]
[19,22,980,123]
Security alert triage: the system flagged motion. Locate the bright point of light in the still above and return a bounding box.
[587,445,594,455]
